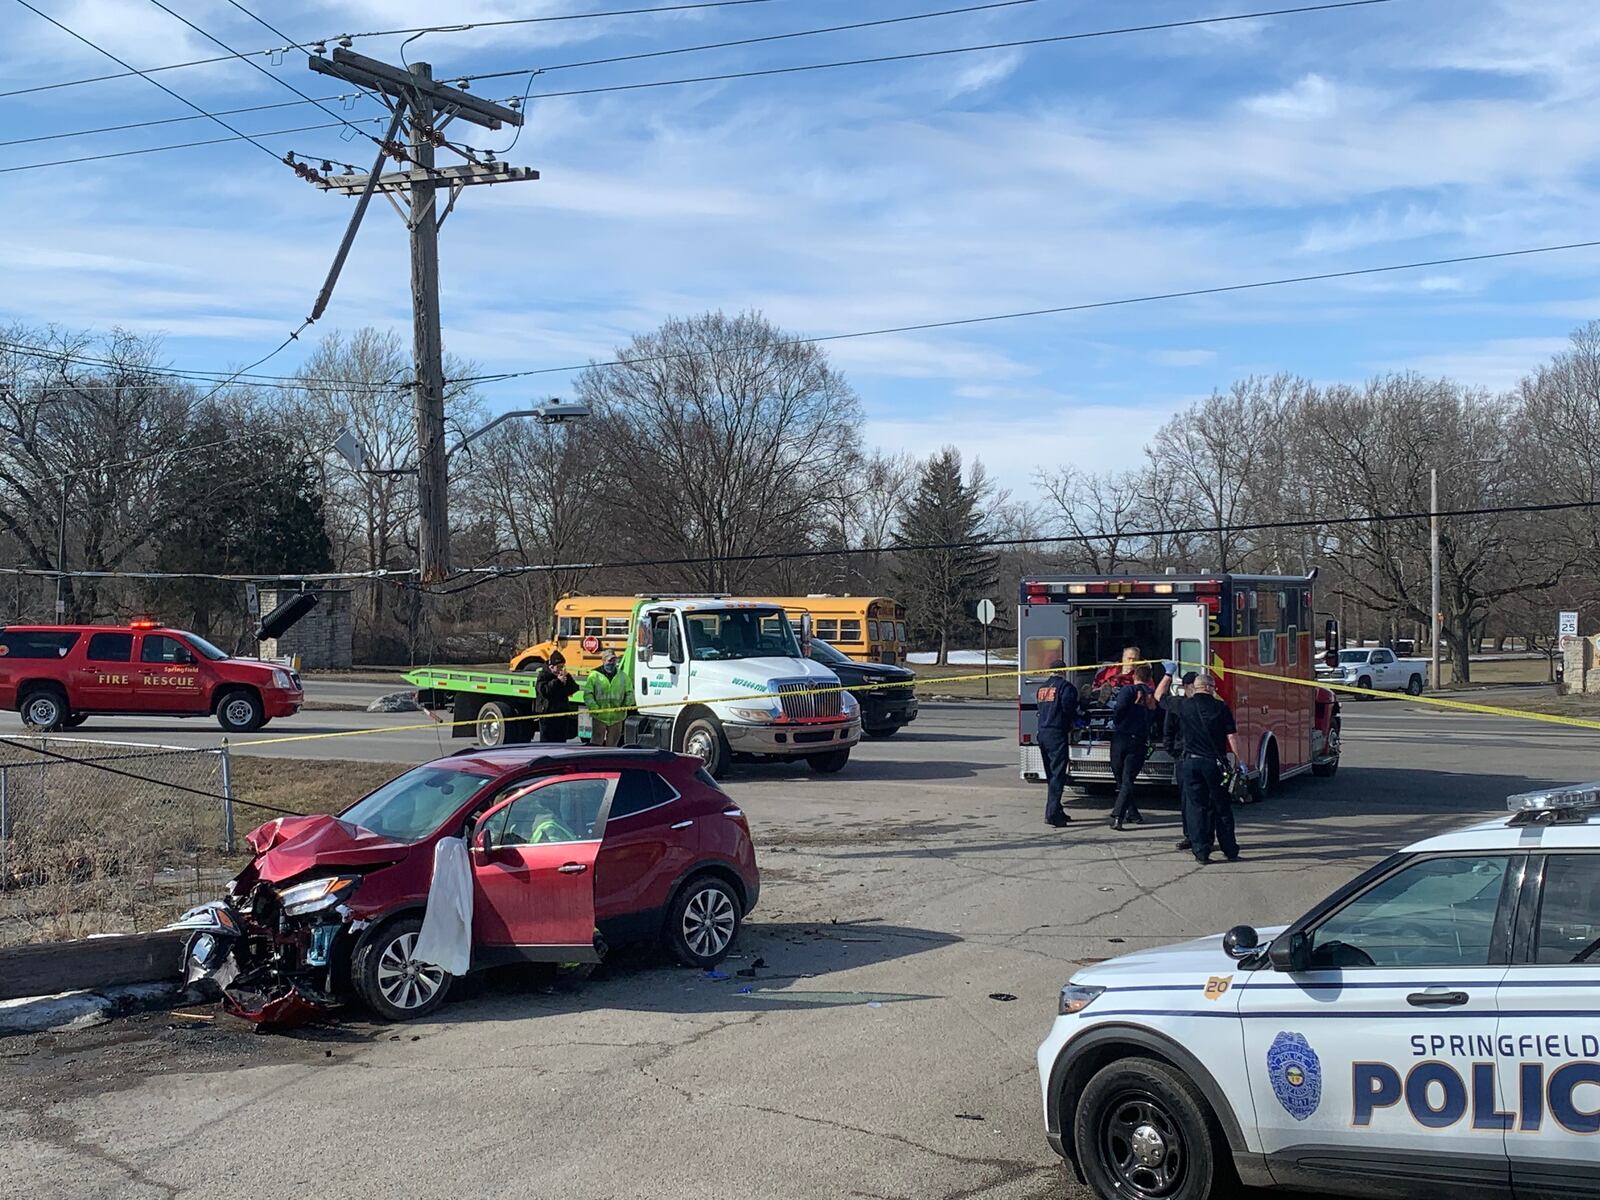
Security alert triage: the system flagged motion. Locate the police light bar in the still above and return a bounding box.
[130,618,158,630]
[1506,781,1600,813]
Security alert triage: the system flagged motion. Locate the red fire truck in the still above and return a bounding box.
[1017,572,1340,797]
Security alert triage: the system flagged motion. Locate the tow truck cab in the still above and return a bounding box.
[0,622,303,732]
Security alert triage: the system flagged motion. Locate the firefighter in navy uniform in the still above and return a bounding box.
[1034,658,1079,827]
[1173,670,1241,864]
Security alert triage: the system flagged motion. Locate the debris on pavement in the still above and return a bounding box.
[987,993,1017,1002]
[702,970,732,981]
[955,1113,985,1121]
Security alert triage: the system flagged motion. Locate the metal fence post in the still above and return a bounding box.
[0,767,9,886]
[220,740,235,854]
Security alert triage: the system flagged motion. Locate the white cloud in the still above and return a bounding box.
[1152,349,1216,367]
[1245,73,1339,120]
[948,49,1024,96]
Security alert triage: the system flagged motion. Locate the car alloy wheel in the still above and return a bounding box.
[1101,1089,1187,1199]
[681,885,737,959]
[375,930,447,1012]
[24,694,64,730]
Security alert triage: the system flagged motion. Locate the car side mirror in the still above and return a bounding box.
[477,826,495,854]
[1221,924,1260,961]
[1268,930,1311,973]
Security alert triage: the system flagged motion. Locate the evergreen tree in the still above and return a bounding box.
[893,447,998,665]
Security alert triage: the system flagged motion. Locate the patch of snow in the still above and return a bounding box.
[908,650,1017,666]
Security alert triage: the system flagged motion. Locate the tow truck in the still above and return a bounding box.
[408,597,860,777]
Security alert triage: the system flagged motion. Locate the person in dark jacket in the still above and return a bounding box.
[535,650,582,743]
[1034,658,1079,828]
[1108,664,1165,829]
[1172,670,1241,864]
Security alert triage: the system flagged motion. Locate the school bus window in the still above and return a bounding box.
[839,619,863,643]
[1025,637,1065,672]
[895,621,907,642]
[817,619,840,640]
[868,620,880,642]
[604,617,629,638]
[558,616,580,638]
[583,616,603,638]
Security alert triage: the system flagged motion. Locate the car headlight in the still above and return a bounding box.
[730,705,781,722]
[277,875,361,917]
[840,690,859,715]
[1059,984,1105,1015]
[271,668,295,689]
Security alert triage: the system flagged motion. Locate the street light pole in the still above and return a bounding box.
[1430,467,1440,691]
[54,476,67,619]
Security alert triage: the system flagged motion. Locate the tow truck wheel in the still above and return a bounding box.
[806,748,851,774]
[352,916,451,1022]
[476,700,528,747]
[215,689,265,733]
[680,716,728,778]
[19,686,68,732]
[1074,1056,1225,1200]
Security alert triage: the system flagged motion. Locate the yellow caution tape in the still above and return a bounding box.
[235,653,1598,748]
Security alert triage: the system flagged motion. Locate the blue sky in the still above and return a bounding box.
[3,0,1598,495]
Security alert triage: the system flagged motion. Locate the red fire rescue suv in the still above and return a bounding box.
[0,621,303,733]
[1017,572,1340,796]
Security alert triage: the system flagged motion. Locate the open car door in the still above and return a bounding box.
[469,773,616,963]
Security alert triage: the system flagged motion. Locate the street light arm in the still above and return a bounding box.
[444,409,545,460]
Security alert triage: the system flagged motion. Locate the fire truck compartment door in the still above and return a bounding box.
[1018,600,1072,742]
[1171,602,1208,678]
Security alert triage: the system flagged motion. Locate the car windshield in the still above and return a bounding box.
[1337,650,1371,664]
[179,631,230,661]
[684,607,801,660]
[808,638,851,665]
[339,765,496,842]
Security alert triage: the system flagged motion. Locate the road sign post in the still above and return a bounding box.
[977,598,997,697]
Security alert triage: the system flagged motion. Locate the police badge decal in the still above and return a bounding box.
[1267,1031,1322,1121]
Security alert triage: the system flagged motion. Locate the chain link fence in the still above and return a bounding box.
[0,736,236,946]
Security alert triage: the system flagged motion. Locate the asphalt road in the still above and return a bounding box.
[2,699,1596,1200]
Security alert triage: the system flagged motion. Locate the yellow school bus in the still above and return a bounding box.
[508,594,908,671]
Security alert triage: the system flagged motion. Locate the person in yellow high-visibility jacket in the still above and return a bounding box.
[581,648,631,747]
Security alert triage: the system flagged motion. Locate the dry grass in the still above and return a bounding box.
[228,756,407,819]
[1445,657,1554,687]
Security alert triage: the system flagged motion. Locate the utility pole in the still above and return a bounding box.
[309,49,537,581]
[1430,467,1441,691]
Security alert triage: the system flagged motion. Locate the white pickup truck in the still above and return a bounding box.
[1317,647,1427,695]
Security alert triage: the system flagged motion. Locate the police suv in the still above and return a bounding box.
[1038,782,1600,1200]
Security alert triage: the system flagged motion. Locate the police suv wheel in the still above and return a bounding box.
[215,689,264,733]
[1074,1057,1223,1200]
[19,687,67,732]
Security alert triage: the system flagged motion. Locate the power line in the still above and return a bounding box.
[500,0,1401,100]
[468,0,1042,84]
[4,0,1397,172]
[4,0,1025,153]
[2,499,1594,587]
[0,115,390,175]
[12,0,305,171]
[0,337,408,391]
[0,0,789,101]
[458,239,1600,385]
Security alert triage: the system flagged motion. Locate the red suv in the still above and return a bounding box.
[173,746,760,1022]
[0,623,302,732]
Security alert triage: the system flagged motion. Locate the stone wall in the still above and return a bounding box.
[1561,634,1598,695]
[256,587,354,670]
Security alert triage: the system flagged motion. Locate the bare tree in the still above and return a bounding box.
[575,311,861,592]
[1036,466,1146,572]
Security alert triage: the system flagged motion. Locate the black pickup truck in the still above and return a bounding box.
[807,637,919,739]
